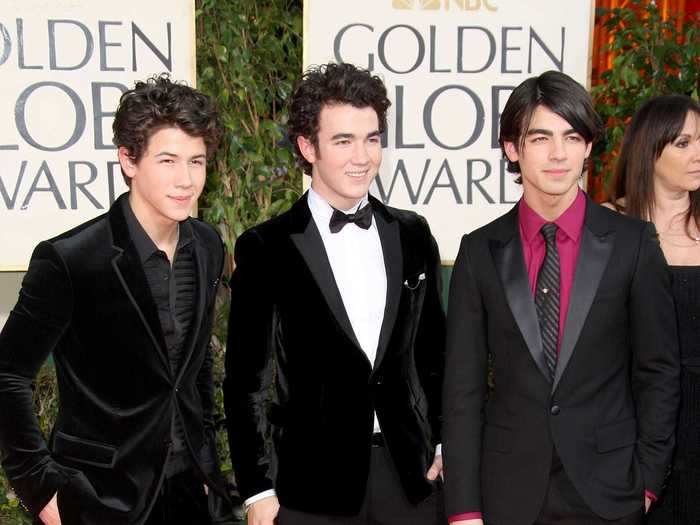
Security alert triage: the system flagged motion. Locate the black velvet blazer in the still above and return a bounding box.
[442,197,681,524]
[224,193,446,515]
[0,193,232,524]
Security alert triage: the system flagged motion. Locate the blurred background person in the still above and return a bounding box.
[606,94,700,524]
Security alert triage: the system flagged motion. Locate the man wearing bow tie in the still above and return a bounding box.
[224,62,446,525]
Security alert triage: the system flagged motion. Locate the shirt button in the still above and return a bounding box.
[551,405,561,415]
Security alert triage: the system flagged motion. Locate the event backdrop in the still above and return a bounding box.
[0,0,196,270]
[304,0,595,262]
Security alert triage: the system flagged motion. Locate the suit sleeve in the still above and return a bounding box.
[0,242,73,514]
[223,230,277,500]
[442,235,488,516]
[629,222,681,495]
[413,217,446,445]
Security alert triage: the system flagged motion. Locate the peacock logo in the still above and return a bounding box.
[392,0,497,10]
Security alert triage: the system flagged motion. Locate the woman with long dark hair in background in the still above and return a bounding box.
[606,94,700,523]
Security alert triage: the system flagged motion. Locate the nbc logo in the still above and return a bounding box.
[392,0,497,10]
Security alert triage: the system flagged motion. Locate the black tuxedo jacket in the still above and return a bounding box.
[224,193,445,515]
[0,194,232,524]
[442,197,680,524]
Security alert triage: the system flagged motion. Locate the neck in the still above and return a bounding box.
[652,184,691,233]
[310,183,365,212]
[128,193,179,250]
[522,186,579,222]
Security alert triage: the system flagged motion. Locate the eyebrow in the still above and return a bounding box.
[330,130,381,141]
[155,151,206,160]
[526,128,579,137]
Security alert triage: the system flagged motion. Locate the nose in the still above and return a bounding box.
[174,162,194,188]
[549,137,567,161]
[352,142,370,165]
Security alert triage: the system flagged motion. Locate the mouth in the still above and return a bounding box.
[346,170,370,179]
[169,195,193,203]
[543,169,570,176]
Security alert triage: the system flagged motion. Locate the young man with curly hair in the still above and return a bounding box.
[0,75,235,525]
[224,62,446,525]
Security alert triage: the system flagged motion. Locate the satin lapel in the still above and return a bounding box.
[552,224,614,393]
[174,236,208,382]
[290,217,362,350]
[372,209,401,371]
[491,229,550,383]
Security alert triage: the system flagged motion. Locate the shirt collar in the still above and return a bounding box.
[519,189,586,244]
[307,187,369,230]
[122,194,193,263]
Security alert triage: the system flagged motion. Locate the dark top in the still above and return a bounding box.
[122,197,197,476]
[648,265,700,524]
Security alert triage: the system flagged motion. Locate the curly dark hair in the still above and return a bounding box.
[499,71,602,183]
[287,62,391,175]
[112,74,222,185]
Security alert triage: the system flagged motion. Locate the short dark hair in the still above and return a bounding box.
[112,74,222,185]
[287,62,391,175]
[499,71,603,182]
[610,94,700,230]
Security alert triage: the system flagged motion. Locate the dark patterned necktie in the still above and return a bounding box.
[535,223,560,379]
[329,203,373,233]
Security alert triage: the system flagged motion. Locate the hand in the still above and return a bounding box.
[645,495,652,513]
[39,493,61,525]
[247,495,280,525]
[426,453,443,481]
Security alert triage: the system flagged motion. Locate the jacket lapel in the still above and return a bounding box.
[289,195,363,350]
[491,205,551,382]
[552,199,614,392]
[108,195,171,375]
[371,198,402,372]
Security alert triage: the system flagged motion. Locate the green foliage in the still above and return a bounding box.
[196,0,304,268]
[591,1,700,184]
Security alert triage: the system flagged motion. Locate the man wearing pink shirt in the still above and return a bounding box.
[442,71,680,524]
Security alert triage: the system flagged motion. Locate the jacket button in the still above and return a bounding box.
[551,405,560,415]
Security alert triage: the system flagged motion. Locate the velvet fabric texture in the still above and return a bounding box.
[0,193,233,524]
[224,193,445,515]
[443,197,681,524]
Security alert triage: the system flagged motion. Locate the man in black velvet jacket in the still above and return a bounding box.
[0,76,234,525]
[224,63,446,525]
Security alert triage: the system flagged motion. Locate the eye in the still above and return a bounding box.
[160,158,175,164]
[675,139,689,148]
[566,135,583,143]
[335,139,351,146]
[368,136,381,144]
[530,136,547,143]
[190,158,205,166]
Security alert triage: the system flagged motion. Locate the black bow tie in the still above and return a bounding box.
[329,203,373,233]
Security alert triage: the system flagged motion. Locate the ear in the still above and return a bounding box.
[118,147,138,181]
[584,141,593,159]
[503,141,520,163]
[297,136,317,165]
